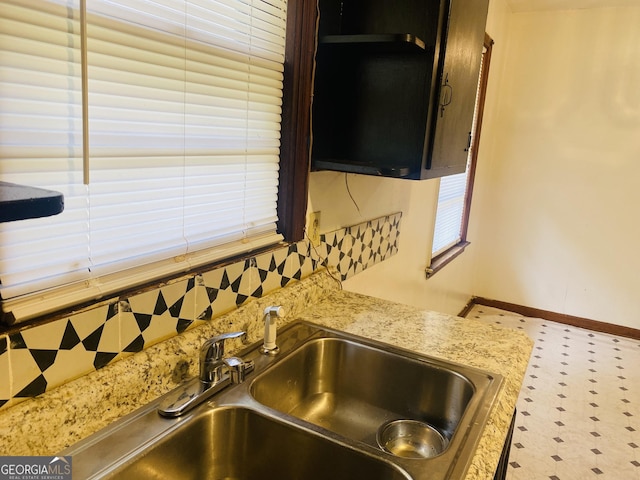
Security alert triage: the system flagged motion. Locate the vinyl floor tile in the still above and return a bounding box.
[469,306,640,480]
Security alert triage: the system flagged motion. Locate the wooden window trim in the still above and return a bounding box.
[427,33,494,279]
[426,240,471,278]
[460,33,494,241]
[277,0,317,241]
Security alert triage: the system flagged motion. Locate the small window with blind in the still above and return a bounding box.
[0,0,293,323]
[427,34,493,278]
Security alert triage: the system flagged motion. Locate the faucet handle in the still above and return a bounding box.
[200,331,246,383]
[224,357,255,384]
[204,330,245,356]
[212,331,246,341]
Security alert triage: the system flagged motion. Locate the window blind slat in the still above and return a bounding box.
[0,0,88,303]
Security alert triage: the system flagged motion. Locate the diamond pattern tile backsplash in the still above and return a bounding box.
[0,213,401,410]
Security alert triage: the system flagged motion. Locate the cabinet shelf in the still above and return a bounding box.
[319,34,430,53]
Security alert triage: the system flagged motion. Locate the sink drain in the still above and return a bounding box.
[377,420,447,459]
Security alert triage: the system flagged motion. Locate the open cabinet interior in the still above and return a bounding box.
[311,0,489,180]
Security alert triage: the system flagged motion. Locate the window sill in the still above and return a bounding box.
[425,241,470,279]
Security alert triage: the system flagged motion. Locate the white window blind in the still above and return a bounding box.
[431,169,468,257]
[0,0,287,322]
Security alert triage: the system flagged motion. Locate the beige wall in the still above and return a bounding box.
[309,170,472,314]
[472,5,640,328]
[308,0,512,316]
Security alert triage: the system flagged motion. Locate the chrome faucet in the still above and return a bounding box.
[199,331,249,385]
[260,306,285,355]
[158,331,254,417]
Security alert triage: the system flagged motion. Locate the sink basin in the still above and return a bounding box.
[63,321,502,480]
[84,407,408,480]
[251,337,474,451]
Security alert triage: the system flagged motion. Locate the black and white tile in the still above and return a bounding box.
[6,304,120,401]
[0,213,402,410]
[323,213,401,281]
[469,305,640,480]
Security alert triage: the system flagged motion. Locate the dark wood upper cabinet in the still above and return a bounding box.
[311,0,489,180]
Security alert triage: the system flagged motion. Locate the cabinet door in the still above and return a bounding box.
[426,0,489,178]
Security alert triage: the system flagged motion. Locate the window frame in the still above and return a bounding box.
[277,0,317,242]
[426,33,494,279]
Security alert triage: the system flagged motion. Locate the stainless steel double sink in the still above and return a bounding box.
[63,321,503,479]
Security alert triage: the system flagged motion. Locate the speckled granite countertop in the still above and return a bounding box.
[0,269,533,479]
